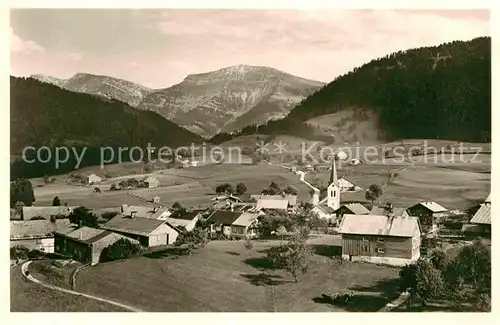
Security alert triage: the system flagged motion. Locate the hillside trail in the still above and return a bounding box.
[21,261,144,312]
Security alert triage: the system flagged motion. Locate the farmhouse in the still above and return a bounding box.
[338,214,421,266]
[335,203,370,219]
[337,177,364,192]
[144,177,160,188]
[166,210,202,231]
[22,206,74,221]
[54,225,138,265]
[121,204,171,220]
[371,204,409,218]
[87,174,102,185]
[311,205,336,221]
[462,204,491,238]
[102,214,179,247]
[406,201,448,228]
[10,219,71,253]
[250,194,298,207]
[207,210,259,238]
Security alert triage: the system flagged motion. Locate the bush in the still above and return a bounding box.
[99,238,141,262]
[10,245,30,260]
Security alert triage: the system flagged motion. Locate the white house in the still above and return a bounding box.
[88,174,102,185]
[144,177,160,188]
[11,219,71,253]
[166,211,202,231]
[337,177,364,192]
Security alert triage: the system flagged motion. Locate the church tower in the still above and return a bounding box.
[327,157,340,210]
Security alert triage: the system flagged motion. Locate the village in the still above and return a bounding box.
[10,148,491,312]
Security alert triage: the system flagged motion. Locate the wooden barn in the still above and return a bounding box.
[338,214,422,266]
[406,201,448,229]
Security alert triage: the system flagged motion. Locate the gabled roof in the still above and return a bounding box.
[22,206,75,220]
[102,215,168,236]
[338,214,421,237]
[470,204,491,225]
[232,212,259,227]
[410,201,448,213]
[250,194,297,206]
[256,199,288,210]
[336,203,370,215]
[11,219,71,240]
[314,205,335,214]
[54,225,115,245]
[485,192,491,203]
[208,210,242,225]
[212,194,243,202]
[371,206,408,217]
[122,205,169,219]
[144,176,159,183]
[338,176,364,189]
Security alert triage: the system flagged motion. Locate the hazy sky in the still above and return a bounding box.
[10,9,490,89]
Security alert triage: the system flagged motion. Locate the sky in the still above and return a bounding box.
[10,9,490,89]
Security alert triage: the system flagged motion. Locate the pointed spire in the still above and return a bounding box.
[330,156,337,185]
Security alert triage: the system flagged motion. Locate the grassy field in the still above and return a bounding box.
[75,238,400,312]
[10,265,128,312]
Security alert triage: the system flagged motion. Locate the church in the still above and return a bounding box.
[310,158,341,221]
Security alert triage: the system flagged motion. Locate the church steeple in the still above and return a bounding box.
[330,156,337,185]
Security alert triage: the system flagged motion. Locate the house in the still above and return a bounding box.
[371,204,409,218]
[335,203,370,219]
[166,211,202,232]
[462,204,491,238]
[406,201,448,229]
[338,214,422,266]
[256,199,289,211]
[350,158,362,166]
[250,194,297,207]
[88,174,102,185]
[312,205,336,221]
[144,177,160,188]
[120,204,171,220]
[337,177,364,192]
[10,219,71,253]
[21,206,75,221]
[207,210,259,238]
[54,225,139,265]
[102,214,179,247]
[191,160,199,167]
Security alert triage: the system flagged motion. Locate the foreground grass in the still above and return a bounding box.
[10,265,127,312]
[76,239,400,312]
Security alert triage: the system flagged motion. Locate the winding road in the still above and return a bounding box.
[21,261,144,312]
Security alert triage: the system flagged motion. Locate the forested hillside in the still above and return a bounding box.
[211,37,491,144]
[10,77,203,179]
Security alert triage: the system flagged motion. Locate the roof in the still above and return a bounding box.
[102,215,167,236]
[338,177,363,189]
[122,205,168,219]
[144,177,159,183]
[54,225,114,245]
[485,193,491,203]
[314,205,335,214]
[22,206,75,220]
[250,195,297,206]
[88,173,101,179]
[337,203,370,215]
[209,210,242,225]
[371,206,408,217]
[11,219,71,240]
[212,194,243,202]
[232,212,259,227]
[411,202,448,213]
[470,204,491,225]
[168,211,201,221]
[256,199,289,210]
[338,214,421,237]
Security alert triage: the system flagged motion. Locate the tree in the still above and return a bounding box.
[276,225,287,241]
[399,259,444,307]
[429,249,450,271]
[172,202,183,210]
[266,232,313,283]
[110,183,118,191]
[10,178,35,207]
[69,206,99,228]
[215,183,234,194]
[52,196,61,206]
[283,185,298,196]
[251,152,262,165]
[99,238,141,262]
[174,227,209,255]
[365,184,383,204]
[235,182,247,196]
[94,187,101,193]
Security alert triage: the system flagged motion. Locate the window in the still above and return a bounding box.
[377,238,385,243]
[377,248,385,253]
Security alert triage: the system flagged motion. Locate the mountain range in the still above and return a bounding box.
[32,65,324,138]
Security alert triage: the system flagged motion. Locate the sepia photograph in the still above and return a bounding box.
[9,5,491,313]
